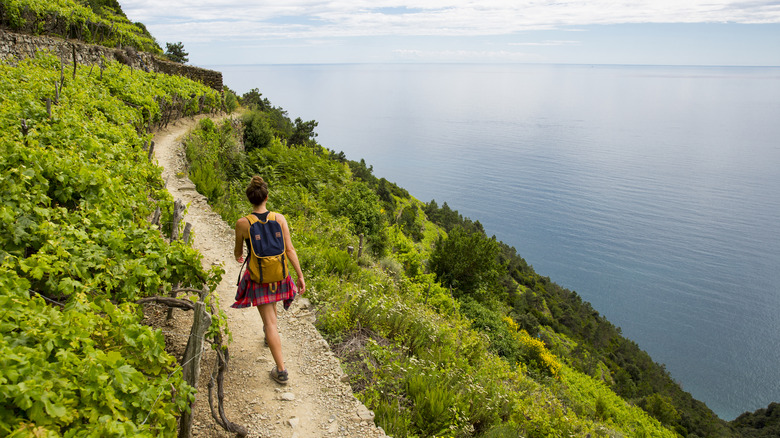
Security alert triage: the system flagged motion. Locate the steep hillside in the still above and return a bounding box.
[1,1,765,436]
[0,51,225,435]
[180,102,702,436]
[0,0,160,53]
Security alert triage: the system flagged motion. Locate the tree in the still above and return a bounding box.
[165,42,189,64]
[289,117,318,146]
[241,88,266,110]
[429,226,505,301]
[332,182,387,256]
[333,182,383,238]
[242,111,273,151]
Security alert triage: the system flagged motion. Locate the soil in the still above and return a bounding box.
[146,115,388,438]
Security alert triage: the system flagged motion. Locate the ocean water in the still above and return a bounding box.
[216,63,780,421]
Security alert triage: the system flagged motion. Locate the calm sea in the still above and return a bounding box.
[216,63,780,421]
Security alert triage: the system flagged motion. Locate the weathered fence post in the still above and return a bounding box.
[167,200,193,321]
[171,199,183,242]
[151,207,161,228]
[182,222,193,245]
[71,44,77,79]
[358,233,364,258]
[147,140,155,161]
[178,286,210,438]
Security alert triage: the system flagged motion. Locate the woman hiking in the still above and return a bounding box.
[232,175,306,385]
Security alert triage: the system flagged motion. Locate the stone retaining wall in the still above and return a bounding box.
[0,29,222,91]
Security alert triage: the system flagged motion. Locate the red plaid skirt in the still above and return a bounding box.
[231,270,297,310]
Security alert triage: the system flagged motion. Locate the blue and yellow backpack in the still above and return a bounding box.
[241,212,288,285]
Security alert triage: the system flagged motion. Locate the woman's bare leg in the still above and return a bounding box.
[257,303,284,371]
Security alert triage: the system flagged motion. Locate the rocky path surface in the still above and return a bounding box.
[150,115,387,438]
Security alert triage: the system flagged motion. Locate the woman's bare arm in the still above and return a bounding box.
[277,214,306,294]
[234,217,249,262]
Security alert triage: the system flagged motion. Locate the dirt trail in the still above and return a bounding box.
[150,115,387,438]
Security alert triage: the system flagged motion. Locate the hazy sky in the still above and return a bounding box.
[120,0,780,66]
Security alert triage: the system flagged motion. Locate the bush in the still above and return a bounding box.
[242,110,273,151]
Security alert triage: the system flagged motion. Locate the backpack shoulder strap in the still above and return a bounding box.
[245,214,259,224]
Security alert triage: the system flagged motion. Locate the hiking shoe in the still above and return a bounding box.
[270,367,288,385]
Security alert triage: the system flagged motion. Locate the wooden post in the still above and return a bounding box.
[151,207,161,227]
[178,287,210,438]
[166,201,190,321]
[46,98,52,118]
[182,222,192,245]
[171,199,183,242]
[147,141,155,161]
[72,44,77,79]
[20,119,29,147]
[358,234,364,258]
[59,54,65,86]
[347,245,354,257]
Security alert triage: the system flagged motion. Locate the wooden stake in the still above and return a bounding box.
[72,44,77,79]
[151,207,161,227]
[182,222,192,245]
[171,199,183,242]
[178,287,211,438]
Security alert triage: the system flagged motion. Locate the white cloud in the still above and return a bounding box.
[509,40,581,46]
[122,0,780,43]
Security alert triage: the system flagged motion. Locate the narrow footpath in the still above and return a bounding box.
[149,115,388,438]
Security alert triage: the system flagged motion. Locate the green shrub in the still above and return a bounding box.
[242,110,273,150]
[323,247,359,278]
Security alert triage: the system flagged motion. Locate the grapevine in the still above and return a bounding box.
[1,53,227,436]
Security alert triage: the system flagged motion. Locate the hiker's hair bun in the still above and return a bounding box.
[250,176,265,187]
[246,176,268,205]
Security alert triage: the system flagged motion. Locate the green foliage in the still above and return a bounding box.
[332,182,383,237]
[239,88,268,110]
[84,0,125,17]
[424,199,466,232]
[180,82,732,438]
[184,118,243,204]
[223,86,239,113]
[0,270,194,436]
[640,393,682,425]
[429,226,504,301]
[289,117,318,146]
[1,53,227,436]
[732,402,780,437]
[459,299,522,364]
[0,0,162,53]
[164,41,188,64]
[242,109,273,151]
